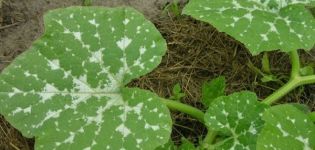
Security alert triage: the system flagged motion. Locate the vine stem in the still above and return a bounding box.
[262,52,271,74]
[160,98,218,148]
[263,50,315,105]
[201,130,217,149]
[161,50,315,148]
[160,98,205,123]
[289,50,300,79]
[160,50,315,150]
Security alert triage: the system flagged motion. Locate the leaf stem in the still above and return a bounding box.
[290,50,300,79]
[160,98,205,123]
[160,98,218,148]
[262,78,300,105]
[262,52,271,74]
[263,50,315,105]
[201,130,217,149]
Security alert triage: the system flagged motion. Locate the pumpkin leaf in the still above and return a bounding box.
[300,65,314,76]
[156,139,176,150]
[257,104,315,150]
[0,7,172,150]
[183,0,315,55]
[204,91,269,149]
[290,103,311,114]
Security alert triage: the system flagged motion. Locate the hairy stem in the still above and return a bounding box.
[298,75,315,85]
[160,98,205,123]
[262,52,271,74]
[201,130,217,149]
[262,78,300,105]
[263,50,315,105]
[160,99,218,148]
[290,50,300,79]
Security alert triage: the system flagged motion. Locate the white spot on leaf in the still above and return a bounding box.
[116,36,132,51]
[116,124,131,137]
[89,19,99,27]
[123,18,130,25]
[48,59,60,70]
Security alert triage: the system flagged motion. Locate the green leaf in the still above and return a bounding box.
[163,0,181,16]
[290,103,311,114]
[309,112,315,122]
[183,0,315,55]
[156,139,176,150]
[257,104,315,150]
[261,74,277,83]
[204,91,269,149]
[178,138,196,150]
[300,65,314,76]
[0,7,172,150]
[173,84,181,95]
[201,76,225,106]
[170,83,186,101]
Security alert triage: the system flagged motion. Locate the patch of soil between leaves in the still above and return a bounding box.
[0,0,315,149]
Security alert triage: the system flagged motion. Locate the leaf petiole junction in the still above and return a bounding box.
[263,50,315,105]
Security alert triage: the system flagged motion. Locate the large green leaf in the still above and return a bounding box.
[257,104,315,150]
[204,91,269,149]
[183,0,315,55]
[0,7,172,149]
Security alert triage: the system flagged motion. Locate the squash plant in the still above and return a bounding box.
[182,0,315,150]
[0,3,315,150]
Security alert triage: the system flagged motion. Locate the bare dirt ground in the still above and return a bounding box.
[0,0,172,71]
[0,0,315,149]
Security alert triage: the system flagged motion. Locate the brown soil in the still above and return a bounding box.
[0,0,314,149]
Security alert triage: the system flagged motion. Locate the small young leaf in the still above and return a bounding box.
[178,138,196,150]
[163,0,181,16]
[183,0,315,55]
[201,76,225,106]
[170,83,186,101]
[204,91,269,149]
[173,83,181,94]
[0,7,172,150]
[261,74,277,83]
[257,104,315,150]
[300,65,314,76]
